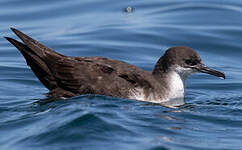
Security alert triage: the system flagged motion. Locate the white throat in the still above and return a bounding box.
[166,65,194,102]
[166,70,185,101]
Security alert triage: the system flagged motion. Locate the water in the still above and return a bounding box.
[1,0,242,149]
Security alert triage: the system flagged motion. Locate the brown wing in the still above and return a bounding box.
[74,57,154,88]
[49,57,138,97]
[6,28,154,98]
[50,57,154,96]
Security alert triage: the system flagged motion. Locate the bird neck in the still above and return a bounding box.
[153,69,186,107]
[166,70,185,100]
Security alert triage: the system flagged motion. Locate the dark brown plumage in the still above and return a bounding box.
[5,28,158,98]
[5,28,225,106]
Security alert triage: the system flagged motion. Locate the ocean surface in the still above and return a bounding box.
[1,0,242,150]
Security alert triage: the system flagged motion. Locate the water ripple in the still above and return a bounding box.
[1,0,242,150]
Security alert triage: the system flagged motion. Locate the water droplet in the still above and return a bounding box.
[125,6,134,13]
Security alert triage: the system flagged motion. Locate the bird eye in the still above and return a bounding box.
[185,59,192,65]
[185,59,197,66]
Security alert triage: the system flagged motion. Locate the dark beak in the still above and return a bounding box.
[192,64,225,79]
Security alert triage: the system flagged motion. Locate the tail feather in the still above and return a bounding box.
[5,37,57,90]
[10,28,65,61]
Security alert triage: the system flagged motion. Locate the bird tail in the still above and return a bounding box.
[4,28,63,90]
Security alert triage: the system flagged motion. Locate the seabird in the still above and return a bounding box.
[5,28,225,107]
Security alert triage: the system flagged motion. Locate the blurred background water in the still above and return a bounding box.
[0,0,242,150]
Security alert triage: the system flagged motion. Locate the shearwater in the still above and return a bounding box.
[5,28,225,107]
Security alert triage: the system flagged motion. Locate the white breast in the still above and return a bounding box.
[128,65,193,107]
[128,71,185,102]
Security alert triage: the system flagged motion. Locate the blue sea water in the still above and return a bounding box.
[1,0,242,149]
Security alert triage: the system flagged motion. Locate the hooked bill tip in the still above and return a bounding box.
[196,65,226,80]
